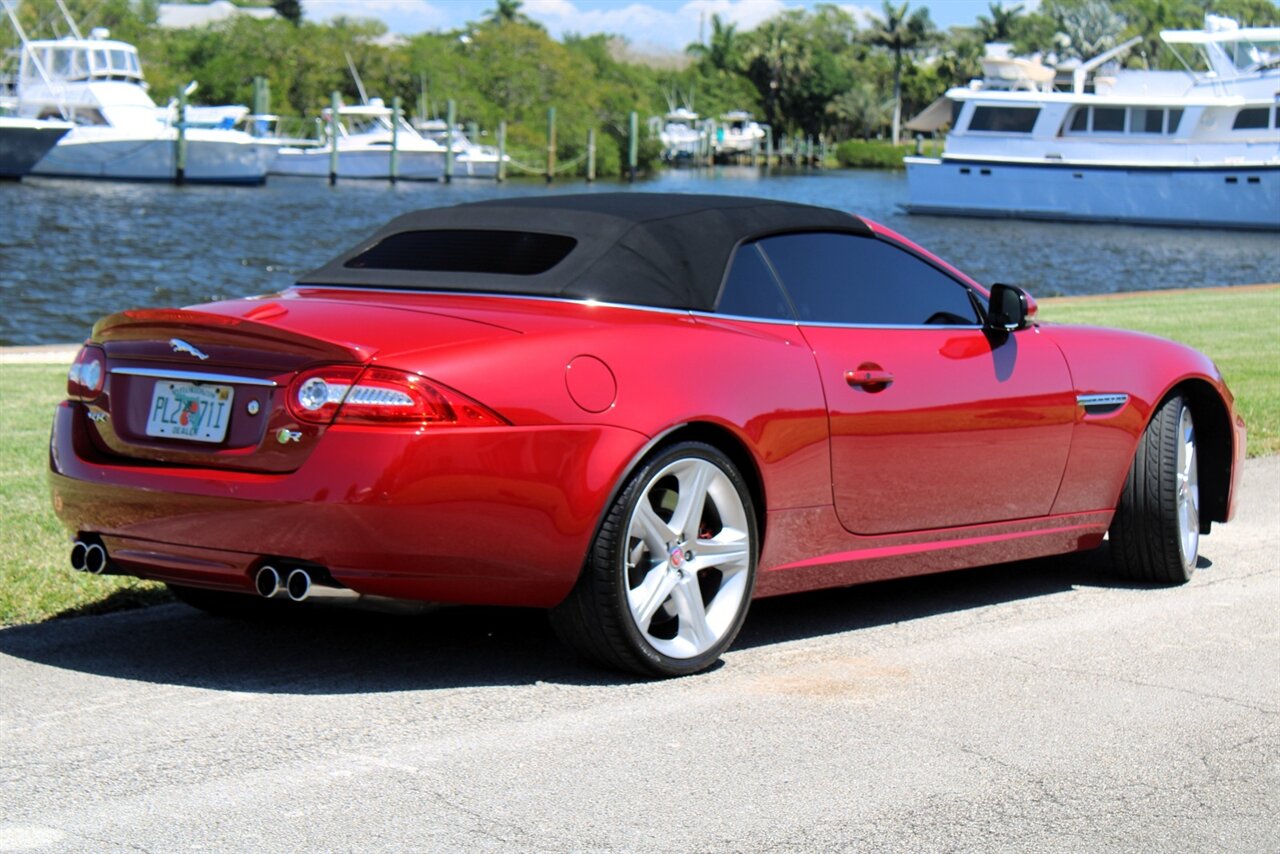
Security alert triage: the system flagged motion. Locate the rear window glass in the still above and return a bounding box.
[344,230,577,275]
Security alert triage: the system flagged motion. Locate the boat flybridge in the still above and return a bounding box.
[905,15,1280,230]
[12,29,276,183]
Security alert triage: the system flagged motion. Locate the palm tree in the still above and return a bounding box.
[743,14,812,133]
[487,0,530,26]
[866,0,934,145]
[686,14,743,73]
[978,2,1024,43]
[826,84,893,140]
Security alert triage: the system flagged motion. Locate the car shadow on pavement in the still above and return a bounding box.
[0,543,1168,693]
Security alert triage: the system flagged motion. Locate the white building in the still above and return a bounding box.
[157,1,278,29]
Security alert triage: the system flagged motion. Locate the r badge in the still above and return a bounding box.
[276,429,301,444]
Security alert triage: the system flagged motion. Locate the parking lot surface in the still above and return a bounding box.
[1,456,1277,853]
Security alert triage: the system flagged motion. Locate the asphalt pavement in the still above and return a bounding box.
[2,456,1277,853]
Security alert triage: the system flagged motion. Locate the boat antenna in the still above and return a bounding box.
[55,0,83,38]
[344,50,369,105]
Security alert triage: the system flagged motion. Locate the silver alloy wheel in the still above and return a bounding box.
[623,457,752,660]
[1177,405,1200,569]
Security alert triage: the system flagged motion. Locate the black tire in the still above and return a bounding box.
[166,583,287,619]
[1109,394,1200,584]
[550,441,758,678]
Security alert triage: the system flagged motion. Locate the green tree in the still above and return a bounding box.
[978,2,1025,41]
[865,0,934,144]
[487,0,533,26]
[272,0,302,26]
[685,14,743,73]
[826,83,892,139]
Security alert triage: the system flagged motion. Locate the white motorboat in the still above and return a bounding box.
[657,107,701,160]
[0,115,72,178]
[272,101,446,180]
[415,119,505,178]
[717,111,765,154]
[12,30,276,184]
[905,16,1280,230]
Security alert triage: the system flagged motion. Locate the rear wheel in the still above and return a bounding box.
[551,442,758,677]
[1109,394,1200,584]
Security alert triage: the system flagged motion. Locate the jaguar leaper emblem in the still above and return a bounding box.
[169,338,209,360]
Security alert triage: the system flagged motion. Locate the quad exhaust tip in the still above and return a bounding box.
[255,565,282,598]
[286,568,312,602]
[71,540,108,574]
[70,541,88,572]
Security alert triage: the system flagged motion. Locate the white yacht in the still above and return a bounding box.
[272,100,447,180]
[656,107,701,160]
[415,118,505,178]
[13,30,277,184]
[0,115,72,178]
[717,110,766,154]
[905,16,1280,230]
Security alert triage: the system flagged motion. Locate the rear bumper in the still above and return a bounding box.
[49,402,646,607]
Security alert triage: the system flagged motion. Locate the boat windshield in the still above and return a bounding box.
[1227,38,1280,71]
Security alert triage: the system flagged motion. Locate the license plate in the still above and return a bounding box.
[145,381,234,443]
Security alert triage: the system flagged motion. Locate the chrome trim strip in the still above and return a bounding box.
[291,285,695,318]
[294,286,985,331]
[111,367,279,387]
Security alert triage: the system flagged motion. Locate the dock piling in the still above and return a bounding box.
[328,90,340,185]
[586,128,596,182]
[175,82,191,185]
[628,111,638,182]
[546,106,556,182]
[444,99,455,183]
[497,120,507,182]
[389,96,400,184]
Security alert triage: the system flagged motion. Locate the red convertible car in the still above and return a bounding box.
[50,193,1246,676]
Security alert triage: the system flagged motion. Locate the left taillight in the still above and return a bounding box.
[67,345,106,401]
[287,366,508,427]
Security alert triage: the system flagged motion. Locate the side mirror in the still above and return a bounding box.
[987,283,1033,332]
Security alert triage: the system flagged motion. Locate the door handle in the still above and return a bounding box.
[845,369,894,390]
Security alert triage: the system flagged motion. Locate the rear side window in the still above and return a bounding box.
[344,230,577,275]
[758,232,980,326]
[715,243,794,320]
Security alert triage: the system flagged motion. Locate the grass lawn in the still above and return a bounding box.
[1,284,1275,626]
[1039,286,1279,456]
[0,364,167,627]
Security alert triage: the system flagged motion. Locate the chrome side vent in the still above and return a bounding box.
[1078,393,1129,416]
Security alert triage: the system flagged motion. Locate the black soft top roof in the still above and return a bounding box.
[298,193,869,311]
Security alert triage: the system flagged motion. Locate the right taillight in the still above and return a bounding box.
[287,366,507,427]
[67,345,106,401]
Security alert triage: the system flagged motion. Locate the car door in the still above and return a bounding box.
[757,231,1075,535]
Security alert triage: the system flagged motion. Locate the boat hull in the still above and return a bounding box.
[904,157,1280,230]
[30,129,276,184]
[0,118,72,179]
[271,147,445,180]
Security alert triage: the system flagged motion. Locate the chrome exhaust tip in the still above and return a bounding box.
[84,543,108,575]
[255,566,282,598]
[70,541,88,572]
[286,568,312,602]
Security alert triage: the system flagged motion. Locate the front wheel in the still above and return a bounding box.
[1109,394,1200,584]
[551,442,758,677]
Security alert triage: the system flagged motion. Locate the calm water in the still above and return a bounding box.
[2,167,1276,345]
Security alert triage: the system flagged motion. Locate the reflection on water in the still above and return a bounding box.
[1,167,1275,345]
